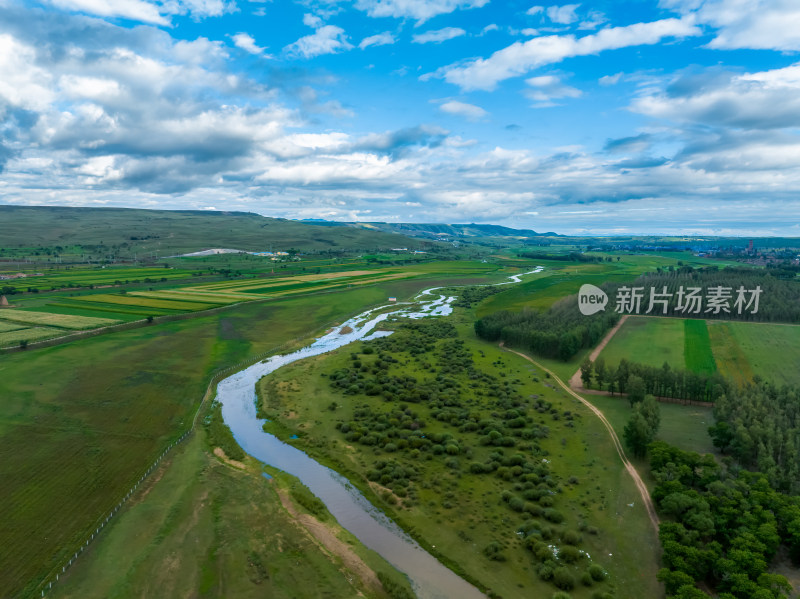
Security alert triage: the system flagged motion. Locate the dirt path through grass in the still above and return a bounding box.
[500,342,660,533]
[568,314,628,391]
[275,487,383,596]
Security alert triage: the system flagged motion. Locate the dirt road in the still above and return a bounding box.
[500,342,660,532]
[568,314,628,391]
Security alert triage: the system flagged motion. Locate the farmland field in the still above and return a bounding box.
[597,315,800,387]
[73,294,216,311]
[0,320,27,332]
[683,318,717,375]
[0,310,119,329]
[709,321,800,386]
[597,316,685,369]
[0,327,63,345]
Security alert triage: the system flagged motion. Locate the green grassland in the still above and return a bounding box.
[597,316,718,375]
[0,266,532,598]
[256,312,660,598]
[51,431,412,599]
[598,316,685,370]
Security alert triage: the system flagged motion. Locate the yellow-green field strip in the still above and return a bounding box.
[0,327,64,345]
[0,320,27,333]
[0,310,120,329]
[73,294,215,311]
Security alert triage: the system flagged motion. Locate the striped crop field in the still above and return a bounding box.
[0,327,63,345]
[0,320,27,333]
[195,269,400,292]
[683,319,717,375]
[43,302,178,316]
[127,291,242,305]
[73,294,215,311]
[0,310,120,329]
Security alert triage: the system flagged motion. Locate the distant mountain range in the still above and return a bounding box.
[299,220,561,239]
[0,206,433,254]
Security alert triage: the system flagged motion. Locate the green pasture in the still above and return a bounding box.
[51,433,410,599]
[597,316,685,370]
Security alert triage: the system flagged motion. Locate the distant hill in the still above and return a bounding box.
[0,206,434,254]
[300,220,560,239]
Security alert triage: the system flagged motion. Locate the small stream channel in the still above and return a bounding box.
[216,269,542,599]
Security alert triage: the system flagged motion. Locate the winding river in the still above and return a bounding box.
[217,269,542,599]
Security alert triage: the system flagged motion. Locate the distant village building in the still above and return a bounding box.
[388,297,397,302]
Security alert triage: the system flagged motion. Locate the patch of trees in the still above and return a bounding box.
[475,300,619,361]
[623,395,661,458]
[581,358,730,403]
[518,251,607,263]
[710,380,800,493]
[649,441,800,599]
[442,285,501,308]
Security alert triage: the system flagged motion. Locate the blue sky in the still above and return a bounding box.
[2,0,800,235]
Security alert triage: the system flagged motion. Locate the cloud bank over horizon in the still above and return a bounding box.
[2,0,800,236]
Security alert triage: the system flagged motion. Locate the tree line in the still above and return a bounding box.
[580,358,730,403]
[612,266,800,323]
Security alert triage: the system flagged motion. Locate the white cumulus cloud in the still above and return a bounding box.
[284,24,353,59]
[354,0,488,24]
[525,75,581,106]
[232,32,267,55]
[662,0,800,51]
[47,0,169,25]
[359,31,395,49]
[412,27,466,44]
[439,100,488,120]
[438,17,701,90]
[547,4,580,25]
